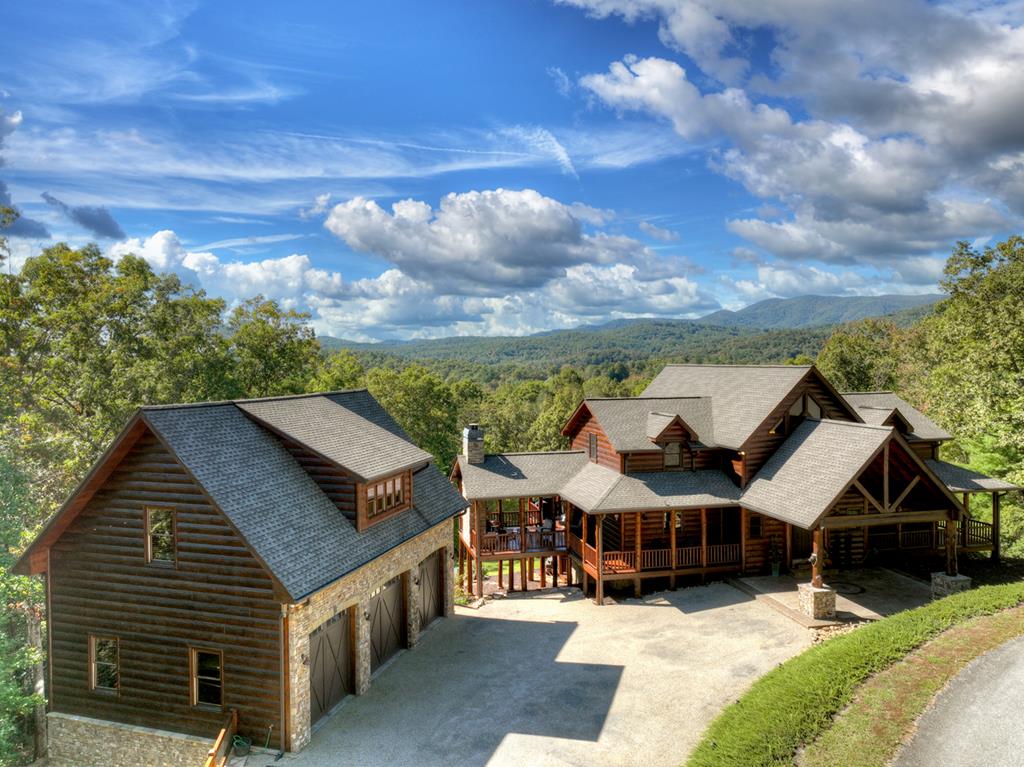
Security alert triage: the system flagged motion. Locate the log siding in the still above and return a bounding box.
[47,429,283,748]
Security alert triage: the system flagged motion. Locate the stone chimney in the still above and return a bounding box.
[462,424,485,465]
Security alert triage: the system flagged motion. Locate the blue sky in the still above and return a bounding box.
[2,0,1022,339]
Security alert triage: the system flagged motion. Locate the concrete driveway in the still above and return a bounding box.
[895,635,1024,767]
[274,583,810,767]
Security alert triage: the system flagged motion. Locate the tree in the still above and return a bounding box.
[815,318,902,392]
[366,365,459,471]
[0,245,233,506]
[310,349,366,392]
[0,206,16,268]
[227,296,321,398]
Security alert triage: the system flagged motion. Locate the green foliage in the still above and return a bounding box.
[816,318,902,392]
[227,296,320,398]
[366,365,460,472]
[687,582,1024,767]
[310,349,366,392]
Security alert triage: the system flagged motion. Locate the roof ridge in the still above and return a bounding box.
[141,388,370,411]
[480,450,587,457]
[841,390,896,395]
[585,395,709,401]
[662,363,812,369]
[815,418,894,432]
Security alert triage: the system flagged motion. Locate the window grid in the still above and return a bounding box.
[89,635,119,693]
[190,648,223,709]
[367,474,406,518]
[145,507,176,565]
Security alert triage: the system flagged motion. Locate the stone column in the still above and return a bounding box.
[405,570,420,649]
[797,582,836,620]
[355,602,372,695]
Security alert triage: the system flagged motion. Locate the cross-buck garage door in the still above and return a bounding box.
[308,609,353,727]
[418,549,444,631]
[369,575,406,673]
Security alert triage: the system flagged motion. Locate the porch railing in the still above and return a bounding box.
[599,544,740,574]
[963,518,994,548]
[479,529,566,554]
[707,543,741,565]
[202,709,237,767]
[899,529,933,549]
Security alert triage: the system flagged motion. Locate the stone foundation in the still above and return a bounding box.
[797,582,836,620]
[931,571,972,599]
[285,520,454,752]
[47,712,210,767]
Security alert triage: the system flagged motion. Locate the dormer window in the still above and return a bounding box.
[664,442,682,468]
[368,476,405,519]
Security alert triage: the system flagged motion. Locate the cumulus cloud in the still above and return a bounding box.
[323,188,648,294]
[569,2,1024,279]
[41,191,125,239]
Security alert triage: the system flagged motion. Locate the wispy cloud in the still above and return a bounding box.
[196,232,306,250]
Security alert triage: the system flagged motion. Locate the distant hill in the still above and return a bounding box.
[699,294,940,329]
[317,293,940,379]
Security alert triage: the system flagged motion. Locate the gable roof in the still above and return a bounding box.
[740,420,893,529]
[566,397,715,451]
[237,391,432,482]
[454,451,590,501]
[641,364,813,449]
[925,459,1019,494]
[16,392,467,601]
[841,391,952,442]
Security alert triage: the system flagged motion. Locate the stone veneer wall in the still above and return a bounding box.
[47,712,211,767]
[285,520,454,752]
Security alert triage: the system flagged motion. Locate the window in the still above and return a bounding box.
[190,648,223,708]
[89,636,119,693]
[749,514,763,540]
[588,433,598,462]
[664,442,682,468]
[367,474,406,519]
[145,507,175,564]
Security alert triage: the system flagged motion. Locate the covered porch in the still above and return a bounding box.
[568,505,745,603]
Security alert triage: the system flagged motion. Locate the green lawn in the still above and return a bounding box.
[686,581,1024,767]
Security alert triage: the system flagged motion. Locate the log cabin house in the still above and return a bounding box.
[14,390,467,766]
[452,364,1016,614]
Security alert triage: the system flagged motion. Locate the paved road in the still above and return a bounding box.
[895,635,1024,767]
[273,582,810,767]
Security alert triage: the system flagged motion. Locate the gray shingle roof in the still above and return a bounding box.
[457,451,740,513]
[578,469,742,513]
[237,391,432,482]
[583,397,715,450]
[642,365,812,449]
[841,392,952,442]
[143,400,466,601]
[456,451,589,501]
[740,419,891,529]
[925,459,1019,493]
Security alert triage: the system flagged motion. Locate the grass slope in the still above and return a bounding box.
[685,581,1024,767]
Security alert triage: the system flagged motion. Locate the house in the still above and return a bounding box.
[452,364,1016,615]
[14,390,467,767]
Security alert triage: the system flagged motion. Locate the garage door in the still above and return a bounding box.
[308,609,353,727]
[418,549,444,631]
[369,575,406,673]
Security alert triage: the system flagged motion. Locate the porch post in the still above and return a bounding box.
[811,525,824,588]
[700,508,708,568]
[474,503,484,598]
[519,498,527,554]
[945,510,959,577]
[459,543,465,592]
[498,560,504,590]
[992,492,1001,563]
[634,512,642,597]
[595,515,604,605]
[740,508,748,574]
[669,510,677,589]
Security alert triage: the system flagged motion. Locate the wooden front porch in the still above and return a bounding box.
[569,506,745,602]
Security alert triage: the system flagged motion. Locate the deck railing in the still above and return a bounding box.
[706,543,741,565]
[202,709,237,767]
[479,529,567,554]
[583,542,598,569]
[899,529,933,549]
[963,518,994,548]
[598,544,740,574]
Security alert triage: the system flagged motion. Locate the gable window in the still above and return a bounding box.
[89,635,119,693]
[664,442,682,468]
[367,474,406,519]
[145,507,175,565]
[190,648,223,708]
[588,433,598,462]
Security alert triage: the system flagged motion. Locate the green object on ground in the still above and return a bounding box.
[685,582,1024,767]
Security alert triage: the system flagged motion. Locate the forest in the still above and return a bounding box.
[1,220,1022,764]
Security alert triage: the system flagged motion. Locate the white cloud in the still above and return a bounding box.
[323,188,649,294]
[547,66,572,97]
[568,3,1024,274]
